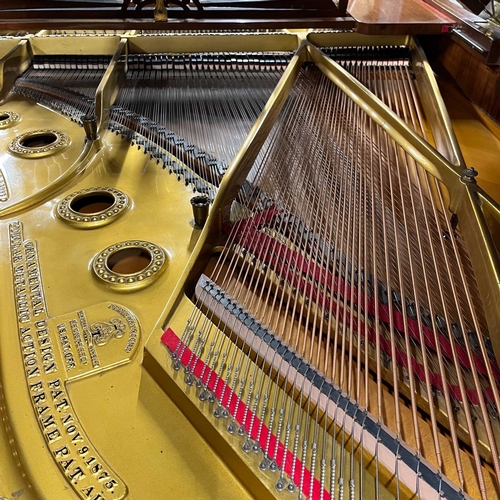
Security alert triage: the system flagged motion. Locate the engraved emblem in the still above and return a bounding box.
[90,317,126,347]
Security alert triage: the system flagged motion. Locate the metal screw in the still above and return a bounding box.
[276,479,285,492]
[462,167,478,183]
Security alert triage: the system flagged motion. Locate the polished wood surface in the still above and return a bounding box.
[441,79,500,202]
[0,18,355,32]
[0,0,348,19]
[348,0,454,34]
[426,0,484,22]
[427,36,500,122]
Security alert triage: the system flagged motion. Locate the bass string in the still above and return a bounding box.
[14,57,107,122]
[111,54,287,190]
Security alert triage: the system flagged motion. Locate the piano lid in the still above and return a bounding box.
[0,0,352,29]
[0,0,459,34]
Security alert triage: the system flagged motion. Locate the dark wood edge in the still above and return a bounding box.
[353,21,454,36]
[0,17,355,32]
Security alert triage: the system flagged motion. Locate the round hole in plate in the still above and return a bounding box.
[0,113,9,121]
[20,132,58,149]
[70,191,116,215]
[93,240,166,289]
[107,248,152,275]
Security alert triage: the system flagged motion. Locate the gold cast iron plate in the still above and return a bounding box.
[57,187,129,228]
[8,129,69,158]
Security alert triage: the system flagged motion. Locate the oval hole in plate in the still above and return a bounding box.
[107,248,152,275]
[20,132,57,149]
[70,192,116,215]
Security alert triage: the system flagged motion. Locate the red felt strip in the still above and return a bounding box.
[161,328,330,500]
[227,208,500,404]
[234,222,499,379]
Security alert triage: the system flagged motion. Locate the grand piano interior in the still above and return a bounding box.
[0,1,500,499]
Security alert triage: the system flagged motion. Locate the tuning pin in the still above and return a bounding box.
[391,289,402,309]
[259,458,270,471]
[378,282,388,305]
[435,315,447,333]
[406,299,417,318]
[484,336,495,358]
[420,307,432,328]
[184,372,194,386]
[451,322,463,341]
